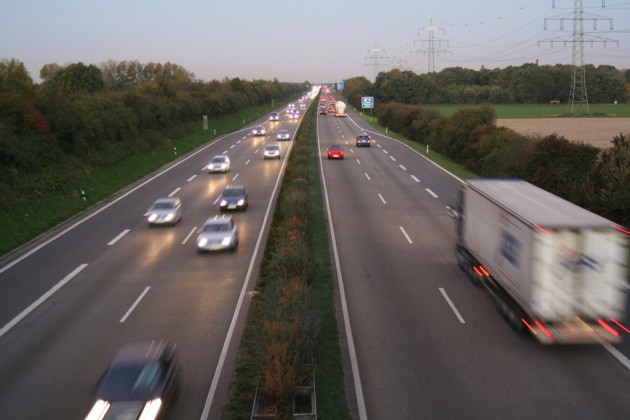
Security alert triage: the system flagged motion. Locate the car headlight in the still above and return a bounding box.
[237,199,245,206]
[164,213,174,221]
[198,238,208,247]
[220,200,228,206]
[138,398,163,420]
[221,237,232,246]
[148,214,158,222]
[85,399,111,420]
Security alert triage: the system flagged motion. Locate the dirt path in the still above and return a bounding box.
[496,118,630,149]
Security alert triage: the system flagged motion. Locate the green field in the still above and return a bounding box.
[423,103,630,118]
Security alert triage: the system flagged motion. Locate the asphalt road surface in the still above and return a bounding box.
[0,103,307,419]
[317,105,630,420]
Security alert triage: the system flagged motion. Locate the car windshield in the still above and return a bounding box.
[222,188,244,197]
[203,223,231,233]
[102,361,164,394]
[153,202,174,210]
[211,157,226,163]
[279,130,288,134]
[266,145,279,150]
[357,135,369,141]
[331,145,341,150]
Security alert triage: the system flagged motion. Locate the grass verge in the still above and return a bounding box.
[0,104,276,256]
[222,102,350,419]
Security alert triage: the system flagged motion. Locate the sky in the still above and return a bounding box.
[1,0,629,84]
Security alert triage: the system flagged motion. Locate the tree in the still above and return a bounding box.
[0,59,35,95]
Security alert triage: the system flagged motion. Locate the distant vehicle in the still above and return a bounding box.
[263,144,281,159]
[146,197,182,226]
[269,112,279,121]
[319,106,327,115]
[85,340,180,420]
[334,101,347,117]
[197,215,239,252]
[219,185,249,212]
[299,102,306,109]
[355,134,371,147]
[452,178,629,344]
[288,103,296,109]
[327,145,344,159]
[276,129,291,141]
[288,111,299,120]
[206,155,230,173]
[252,126,266,136]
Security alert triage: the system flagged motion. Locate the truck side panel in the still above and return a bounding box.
[462,187,533,309]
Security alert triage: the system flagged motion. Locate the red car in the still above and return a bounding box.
[327,144,344,159]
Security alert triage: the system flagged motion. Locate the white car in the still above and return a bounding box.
[146,197,182,226]
[206,155,230,173]
[252,126,266,136]
[197,215,239,252]
[263,144,281,159]
[276,129,291,141]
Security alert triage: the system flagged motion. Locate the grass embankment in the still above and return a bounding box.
[0,105,275,256]
[421,103,630,118]
[223,103,350,418]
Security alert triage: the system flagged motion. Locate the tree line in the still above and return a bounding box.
[343,63,629,106]
[0,58,306,205]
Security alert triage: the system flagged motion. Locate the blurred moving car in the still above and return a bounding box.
[252,126,266,136]
[206,155,230,173]
[269,112,279,121]
[85,340,179,420]
[327,145,344,159]
[355,134,371,147]
[276,129,291,141]
[319,106,327,115]
[219,185,249,212]
[263,144,281,159]
[197,215,239,252]
[146,197,182,226]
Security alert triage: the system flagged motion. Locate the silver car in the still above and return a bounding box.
[263,144,281,159]
[197,215,239,252]
[146,197,182,226]
[276,129,291,141]
[207,155,230,173]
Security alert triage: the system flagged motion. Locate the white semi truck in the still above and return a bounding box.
[334,101,347,117]
[452,178,629,344]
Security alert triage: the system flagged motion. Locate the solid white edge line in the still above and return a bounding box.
[168,187,181,197]
[0,129,247,276]
[0,264,88,338]
[120,286,150,323]
[317,116,368,420]
[439,287,466,324]
[199,113,303,420]
[399,226,413,244]
[107,229,131,246]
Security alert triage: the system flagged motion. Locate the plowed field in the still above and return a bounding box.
[497,118,630,149]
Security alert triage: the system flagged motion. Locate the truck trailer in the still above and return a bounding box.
[452,178,629,344]
[334,101,347,117]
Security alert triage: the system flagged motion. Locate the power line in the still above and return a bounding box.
[413,18,451,73]
[364,42,389,81]
[539,0,619,114]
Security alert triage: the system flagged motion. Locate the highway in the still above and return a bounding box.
[317,104,630,419]
[0,104,306,419]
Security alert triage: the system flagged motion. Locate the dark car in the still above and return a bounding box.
[219,185,249,212]
[85,340,179,420]
[355,134,371,147]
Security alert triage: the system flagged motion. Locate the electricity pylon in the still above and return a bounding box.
[413,18,450,73]
[539,0,617,114]
[365,42,389,81]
